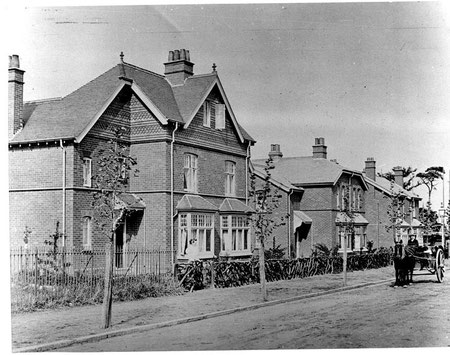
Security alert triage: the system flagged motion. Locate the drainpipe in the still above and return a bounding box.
[245,142,250,204]
[170,122,179,266]
[60,139,66,247]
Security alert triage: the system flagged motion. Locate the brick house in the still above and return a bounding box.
[8,49,255,267]
[363,158,422,249]
[253,138,368,257]
[250,152,305,258]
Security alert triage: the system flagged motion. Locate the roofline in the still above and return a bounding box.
[130,82,178,124]
[75,81,130,143]
[252,168,303,193]
[335,169,369,190]
[364,175,421,200]
[182,76,246,143]
[9,137,75,147]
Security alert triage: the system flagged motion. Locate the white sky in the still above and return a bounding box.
[3,0,450,210]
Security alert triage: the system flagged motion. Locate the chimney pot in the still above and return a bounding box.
[9,54,20,68]
[164,49,194,86]
[312,137,327,159]
[269,144,283,162]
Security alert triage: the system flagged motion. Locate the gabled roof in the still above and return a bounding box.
[253,156,367,189]
[11,60,254,144]
[172,73,255,143]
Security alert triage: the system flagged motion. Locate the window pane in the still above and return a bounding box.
[215,103,225,129]
[198,230,204,252]
[222,230,227,251]
[205,230,211,252]
[232,230,237,250]
[237,230,242,250]
[243,230,248,250]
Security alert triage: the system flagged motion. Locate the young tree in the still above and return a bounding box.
[92,127,138,329]
[416,166,445,204]
[378,166,421,191]
[335,185,355,286]
[249,157,287,301]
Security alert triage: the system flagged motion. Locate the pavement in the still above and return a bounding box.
[11,266,397,352]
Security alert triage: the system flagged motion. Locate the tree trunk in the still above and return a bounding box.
[343,234,347,286]
[259,237,268,301]
[102,239,114,329]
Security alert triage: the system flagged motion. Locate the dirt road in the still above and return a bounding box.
[58,275,450,350]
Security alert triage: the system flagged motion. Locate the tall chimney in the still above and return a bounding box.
[164,49,194,86]
[393,166,403,188]
[365,157,376,181]
[8,54,25,140]
[312,137,327,159]
[269,144,283,162]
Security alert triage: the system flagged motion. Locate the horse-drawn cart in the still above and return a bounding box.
[394,242,446,286]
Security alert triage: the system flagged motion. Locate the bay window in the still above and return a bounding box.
[220,215,250,255]
[178,213,214,258]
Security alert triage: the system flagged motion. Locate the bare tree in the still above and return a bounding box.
[378,166,422,191]
[249,157,286,301]
[92,127,138,329]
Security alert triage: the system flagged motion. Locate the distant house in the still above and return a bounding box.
[253,138,368,257]
[362,158,422,248]
[8,49,255,268]
[250,152,305,258]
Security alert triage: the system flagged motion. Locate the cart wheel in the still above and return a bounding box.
[435,249,445,283]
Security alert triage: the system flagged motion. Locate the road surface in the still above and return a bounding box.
[58,273,450,350]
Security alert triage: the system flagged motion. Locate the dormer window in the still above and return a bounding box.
[203,101,211,127]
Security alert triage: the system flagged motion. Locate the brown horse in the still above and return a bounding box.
[393,241,415,287]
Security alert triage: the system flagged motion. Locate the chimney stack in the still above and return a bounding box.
[164,49,194,86]
[8,54,25,140]
[365,157,376,181]
[312,137,327,159]
[393,166,404,188]
[269,144,283,162]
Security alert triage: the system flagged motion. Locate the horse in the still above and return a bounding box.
[393,241,415,287]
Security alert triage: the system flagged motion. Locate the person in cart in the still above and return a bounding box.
[405,234,419,257]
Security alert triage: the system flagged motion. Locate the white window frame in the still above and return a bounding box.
[220,215,251,256]
[225,161,236,196]
[203,101,211,127]
[215,103,226,129]
[183,154,198,192]
[178,213,214,259]
[82,216,92,250]
[83,158,92,187]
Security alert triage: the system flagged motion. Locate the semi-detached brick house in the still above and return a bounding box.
[362,158,422,249]
[253,138,369,258]
[8,50,255,268]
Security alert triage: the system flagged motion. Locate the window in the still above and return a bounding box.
[82,216,92,250]
[178,213,214,257]
[83,158,92,187]
[352,187,357,210]
[340,185,346,211]
[338,227,354,251]
[183,154,198,192]
[357,189,362,211]
[225,161,236,196]
[203,101,211,127]
[215,103,226,129]
[336,186,341,210]
[221,215,250,254]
